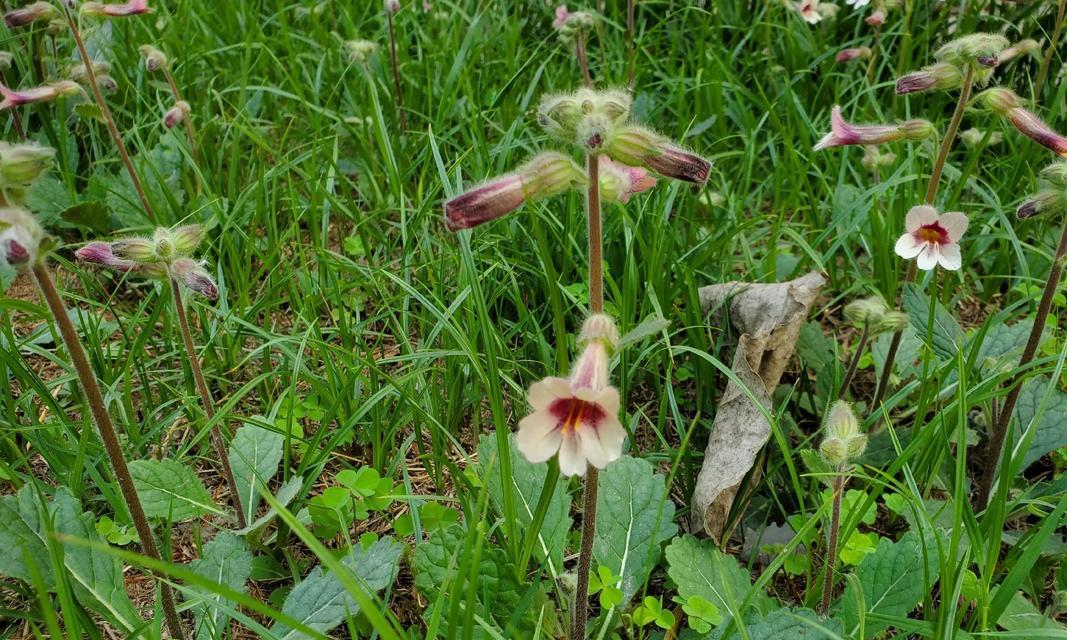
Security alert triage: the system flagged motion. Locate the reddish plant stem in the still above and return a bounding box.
[976,218,1067,507]
[576,30,593,88]
[839,323,871,399]
[64,10,157,224]
[169,276,245,528]
[572,152,603,640]
[31,263,185,640]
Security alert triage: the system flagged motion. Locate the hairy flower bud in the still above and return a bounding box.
[815,106,935,150]
[4,2,57,28]
[960,128,1002,149]
[444,152,587,231]
[936,33,1010,73]
[81,0,152,18]
[170,258,218,300]
[861,145,896,172]
[599,156,656,204]
[877,310,909,333]
[344,39,379,64]
[384,0,401,13]
[578,313,620,349]
[1018,161,1067,219]
[895,62,963,95]
[0,52,11,71]
[75,241,139,272]
[163,100,190,128]
[977,88,1067,156]
[603,125,710,184]
[538,88,631,147]
[843,296,888,326]
[553,5,598,41]
[836,47,872,63]
[138,44,169,71]
[0,143,54,190]
[0,80,81,111]
[0,207,43,267]
[111,237,157,262]
[820,400,866,466]
[998,39,1041,65]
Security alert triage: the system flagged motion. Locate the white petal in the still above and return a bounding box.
[558,434,587,477]
[528,377,569,411]
[593,387,620,416]
[905,205,938,232]
[937,243,962,270]
[895,234,924,259]
[594,418,627,465]
[916,244,939,270]
[939,211,969,243]
[516,411,563,463]
[575,427,612,469]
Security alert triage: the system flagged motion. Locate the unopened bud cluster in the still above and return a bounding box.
[819,401,867,468]
[843,296,908,334]
[896,33,1008,95]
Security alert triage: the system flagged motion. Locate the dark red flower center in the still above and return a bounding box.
[548,397,606,434]
[915,222,949,245]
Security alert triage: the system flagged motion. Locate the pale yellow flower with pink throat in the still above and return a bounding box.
[894,205,968,271]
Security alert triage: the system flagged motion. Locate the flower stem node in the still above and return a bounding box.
[578,313,620,350]
[538,88,632,147]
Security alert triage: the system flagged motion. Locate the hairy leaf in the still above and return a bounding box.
[228,422,285,524]
[129,459,220,521]
[188,532,253,640]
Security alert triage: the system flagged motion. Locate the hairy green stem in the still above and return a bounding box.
[1034,0,1067,101]
[976,217,1067,507]
[169,276,245,528]
[64,10,157,224]
[31,263,185,640]
[874,66,974,409]
[572,152,603,640]
[819,474,845,614]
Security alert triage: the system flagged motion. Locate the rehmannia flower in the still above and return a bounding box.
[0,207,43,267]
[170,258,218,300]
[384,0,401,13]
[814,106,935,151]
[935,33,1009,73]
[345,40,380,65]
[819,401,866,467]
[1017,161,1067,219]
[4,2,57,28]
[0,81,81,110]
[443,152,586,231]
[795,0,824,24]
[517,314,626,477]
[845,0,870,7]
[895,62,963,95]
[894,204,968,271]
[77,226,218,299]
[74,242,139,272]
[164,101,190,129]
[602,125,711,184]
[81,0,151,17]
[836,47,871,63]
[998,39,1041,65]
[865,9,884,25]
[977,87,1067,157]
[538,89,631,146]
[599,156,656,204]
[138,45,169,72]
[552,4,597,39]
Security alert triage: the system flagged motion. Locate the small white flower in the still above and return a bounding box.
[516,340,626,477]
[894,205,968,271]
[795,0,823,23]
[845,0,870,6]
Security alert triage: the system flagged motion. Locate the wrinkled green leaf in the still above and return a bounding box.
[713,608,842,640]
[187,532,253,640]
[130,459,220,521]
[228,422,285,524]
[594,456,677,605]
[271,537,401,639]
[1014,376,1067,469]
[903,284,964,360]
[666,534,754,614]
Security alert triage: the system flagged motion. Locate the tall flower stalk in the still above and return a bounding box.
[0,156,186,640]
[817,401,866,614]
[76,226,245,526]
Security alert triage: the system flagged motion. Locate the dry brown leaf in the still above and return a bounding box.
[691,271,826,541]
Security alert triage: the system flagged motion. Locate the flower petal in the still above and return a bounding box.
[528,377,570,411]
[939,211,969,243]
[916,244,939,270]
[594,418,627,465]
[575,427,613,468]
[558,434,587,477]
[906,205,938,231]
[517,411,563,463]
[937,243,962,270]
[894,234,924,259]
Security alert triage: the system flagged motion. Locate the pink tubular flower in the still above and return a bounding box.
[75,241,139,272]
[865,9,885,25]
[599,156,656,204]
[163,101,190,129]
[895,63,963,95]
[171,258,218,300]
[444,152,586,231]
[553,4,570,28]
[602,126,711,184]
[836,47,872,63]
[978,89,1067,157]
[0,81,81,111]
[80,0,151,17]
[814,106,934,151]
[796,0,822,24]
[4,2,57,28]
[517,339,626,477]
[894,205,968,271]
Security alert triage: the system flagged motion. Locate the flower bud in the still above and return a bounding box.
[843,296,888,326]
[1017,191,1064,220]
[815,106,935,150]
[0,143,54,188]
[578,313,620,350]
[820,400,867,466]
[4,2,57,28]
[935,33,1010,72]
[998,39,1041,65]
[861,145,896,172]
[977,88,1067,157]
[553,6,597,40]
[836,47,871,63]
[75,241,139,272]
[384,0,400,13]
[443,152,586,231]
[825,400,860,440]
[865,10,885,26]
[877,310,909,333]
[901,119,937,141]
[69,61,111,84]
[976,86,1022,114]
[960,127,1002,149]
[344,39,379,64]
[820,437,848,467]
[0,52,12,71]
[138,44,169,71]
[0,80,82,111]
[0,207,42,267]
[168,224,203,255]
[538,93,584,142]
[895,63,963,95]
[152,227,177,261]
[111,237,157,262]
[81,0,152,18]
[1040,161,1067,190]
[171,258,218,300]
[163,100,190,128]
[603,125,711,184]
[599,156,656,204]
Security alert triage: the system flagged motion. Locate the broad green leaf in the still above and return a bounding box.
[187,532,253,640]
[0,486,139,632]
[995,590,1065,631]
[271,537,401,640]
[666,534,754,615]
[236,475,303,536]
[1013,376,1067,469]
[59,201,111,235]
[228,422,285,524]
[129,459,221,521]
[839,531,941,639]
[902,284,964,360]
[713,608,843,639]
[976,320,1034,370]
[478,434,569,574]
[593,456,677,605]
